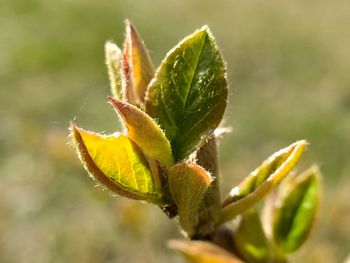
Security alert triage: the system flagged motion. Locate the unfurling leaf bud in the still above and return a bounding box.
[220,140,307,223]
[272,166,321,253]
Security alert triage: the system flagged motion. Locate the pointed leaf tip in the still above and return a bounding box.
[122,20,154,107]
[220,140,307,223]
[108,96,174,168]
[146,27,228,161]
[71,124,164,204]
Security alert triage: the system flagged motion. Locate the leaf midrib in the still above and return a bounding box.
[173,32,208,160]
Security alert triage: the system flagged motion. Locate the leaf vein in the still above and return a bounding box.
[160,83,178,130]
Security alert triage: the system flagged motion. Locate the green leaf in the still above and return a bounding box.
[168,162,212,237]
[105,41,123,99]
[145,26,228,161]
[234,209,269,263]
[169,240,244,263]
[272,165,321,253]
[70,124,164,204]
[219,140,307,223]
[109,97,174,168]
[122,20,154,107]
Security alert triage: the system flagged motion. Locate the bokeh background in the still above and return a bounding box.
[1,0,349,262]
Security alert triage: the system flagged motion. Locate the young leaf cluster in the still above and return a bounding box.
[70,20,321,263]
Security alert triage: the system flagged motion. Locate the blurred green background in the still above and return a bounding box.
[1,0,349,262]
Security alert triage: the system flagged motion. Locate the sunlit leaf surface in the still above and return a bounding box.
[146,27,227,161]
[105,41,123,99]
[220,140,307,223]
[71,124,163,204]
[273,166,321,253]
[109,97,174,168]
[123,20,154,106]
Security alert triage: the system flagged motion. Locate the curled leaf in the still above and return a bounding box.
[71,124,164,204]
[169,240,244,263]
[109,97,174,168]
[272,165,321,253]
[122,20,154,106]
[146,26,228,161]
[234,209,269,263]
[220,140,307,223]
[105,41,123,99]
[169,162,212,237]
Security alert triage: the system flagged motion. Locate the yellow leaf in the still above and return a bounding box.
[71,124,164,204]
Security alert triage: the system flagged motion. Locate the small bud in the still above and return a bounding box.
[169,162,212,237]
